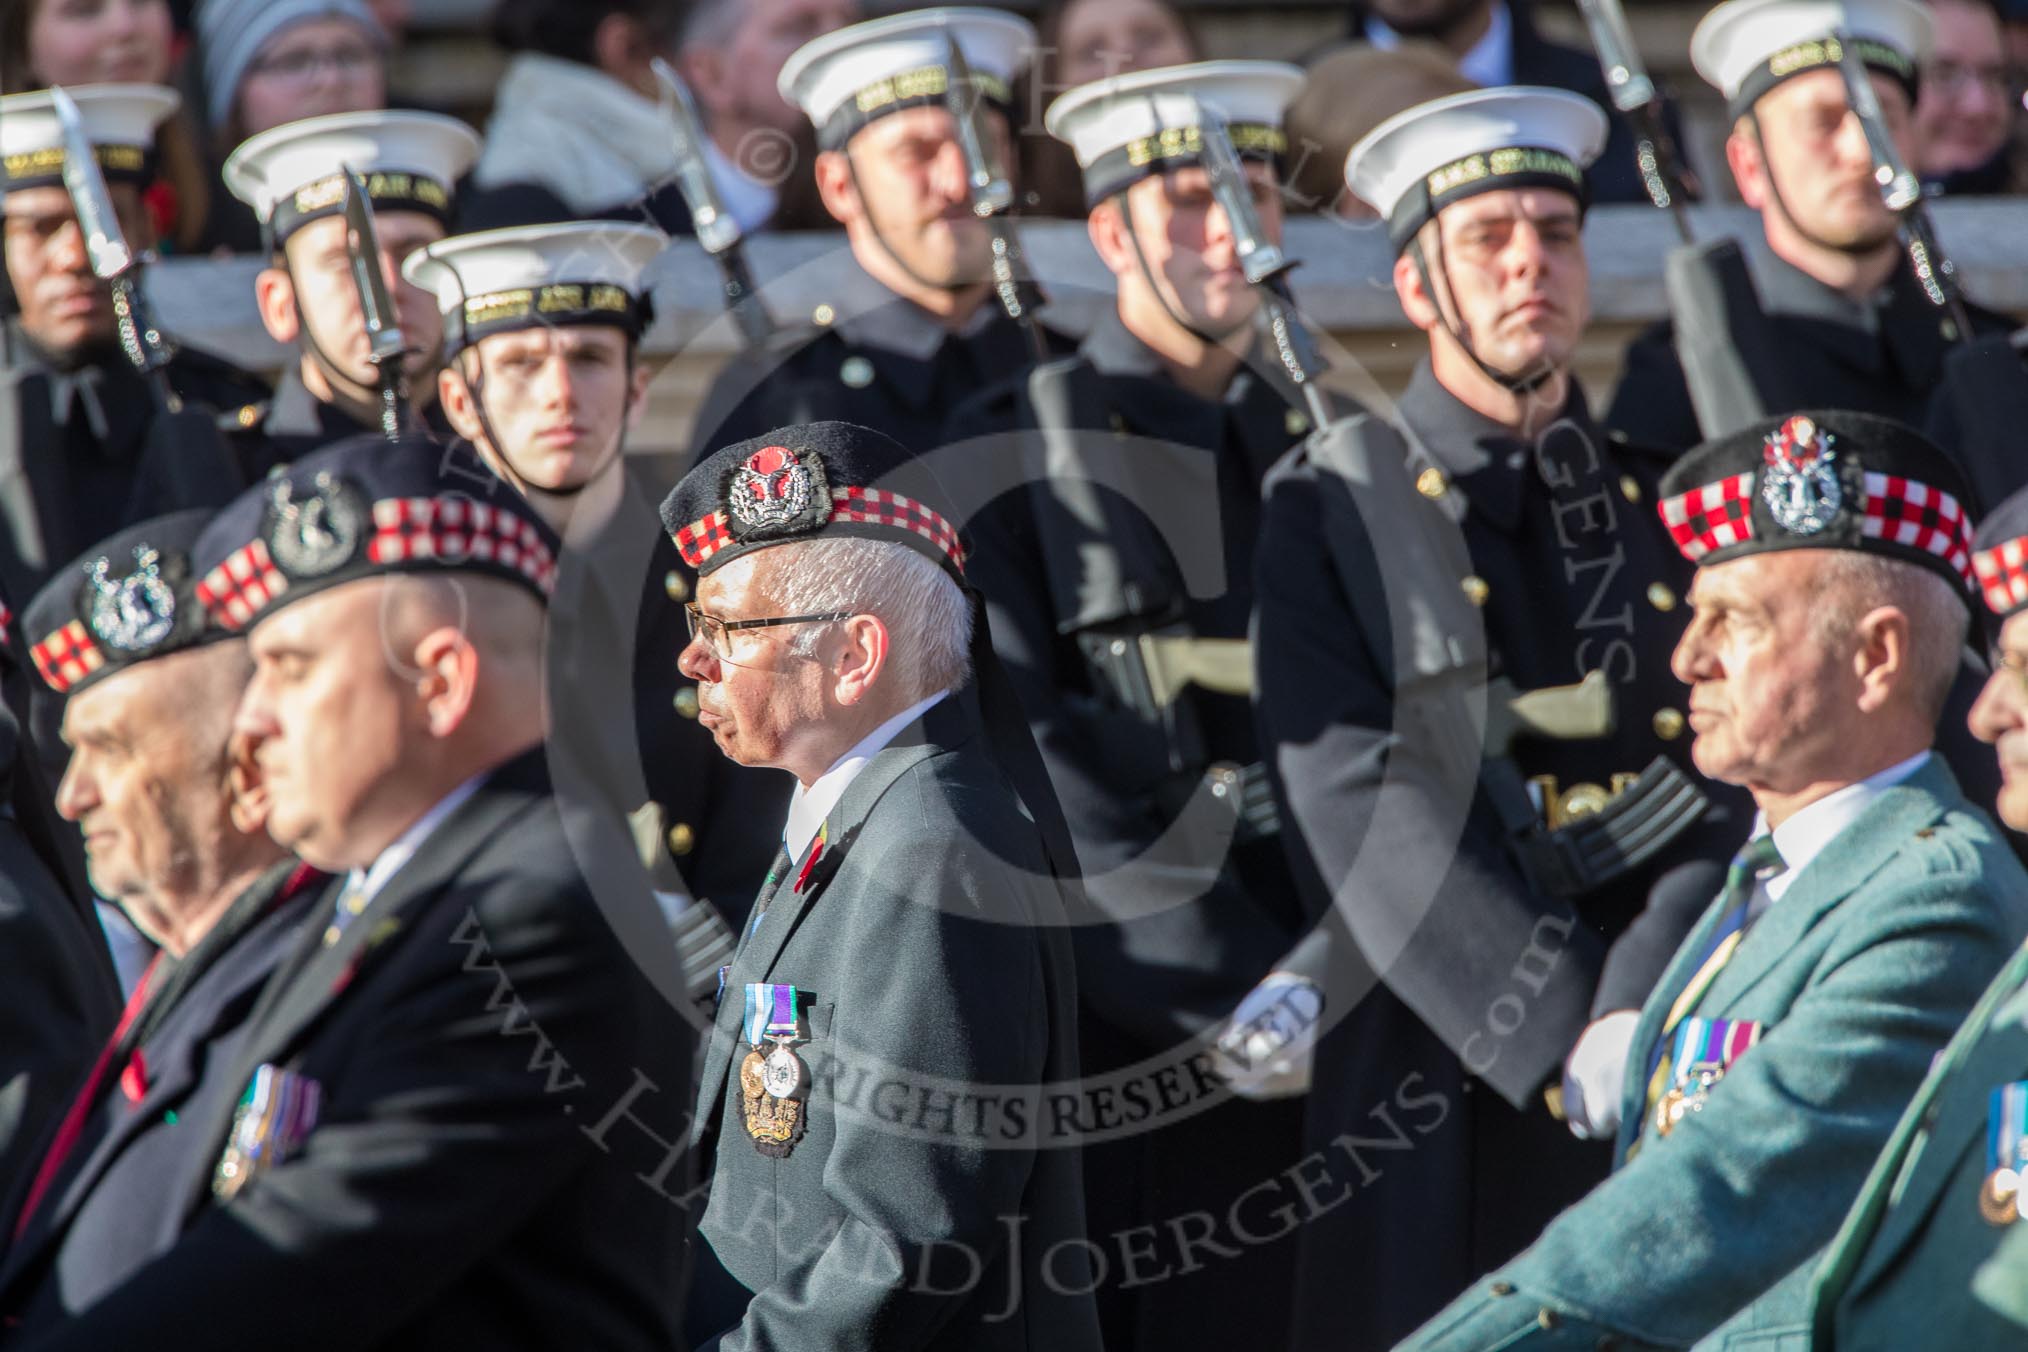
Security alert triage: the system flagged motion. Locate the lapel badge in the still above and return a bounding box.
[212,1063,323,1201]
[723,444,831,543]
[263,470,367,579]
[83,545,177,653]
[1761,415,1841,536]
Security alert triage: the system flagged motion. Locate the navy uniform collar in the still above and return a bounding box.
[1753,248,1961,377]
[1395,356,1596,533]
[827,252,1004,362]
[1080,307,1306,417]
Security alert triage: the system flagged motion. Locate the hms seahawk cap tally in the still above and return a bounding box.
[0,84,180,191]
[1045,60,1306,210]
[1691,0,1932,120]
[1344,85,1608,255]
[190,432,563,633]
[1658,409,1976,604]
[778,6,1035,151]
[1971,485,2028,621]
[403,221,668,354]
[23,511,233,698]
[222,109,481,246]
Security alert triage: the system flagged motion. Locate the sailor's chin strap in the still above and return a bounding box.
[449,335,637,502]
[283,253,414,432]
[1407,232,1559,397]
[844,149,982,299]
[1745,110,1899,262]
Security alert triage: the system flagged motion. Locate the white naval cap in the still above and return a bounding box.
[222,109,480,245]
[1690,0,1931,116]
[403,221,667,352]
[0,84,180,191]
[1345,86,1608,254]
[778,6,1035,151]
[1044,60,1306,209]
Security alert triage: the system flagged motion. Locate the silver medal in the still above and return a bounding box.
[762,1040,804,1099]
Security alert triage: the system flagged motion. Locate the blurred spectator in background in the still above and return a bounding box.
[191,0,389,253]
[1913,0,2024,193]
[460,0,695,234]
[1284,40,1473,216]
[1019,0,1200,218]
[1343,0,1684,205]
[672,0,861,233]
[0,0,213,252]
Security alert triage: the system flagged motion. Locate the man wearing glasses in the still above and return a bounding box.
[664,420,1099,1352]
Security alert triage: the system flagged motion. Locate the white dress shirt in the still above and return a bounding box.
[782,692,948,862]
[338,772,488,921]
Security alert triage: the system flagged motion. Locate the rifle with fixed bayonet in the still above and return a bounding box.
[938,20,1050,362]
[1571,0,1698,241]
[1194,100,1334,430]
[339,167,410,439]
[649,57,773,348]
[50,85,181,412]
[1832,28,1973,340]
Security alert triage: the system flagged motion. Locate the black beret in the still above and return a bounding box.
[191,433,561,632]
[24,510,233,697]
[660,421,965,582]
[1656,410,1975,601]
[1973,483,2028,619]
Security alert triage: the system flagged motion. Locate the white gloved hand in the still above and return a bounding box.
[1560,1009,1642,1140]
[1212,972,1324,1100]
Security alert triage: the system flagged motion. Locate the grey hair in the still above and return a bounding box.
[758,537,973,702]
[1811,551,1968,722]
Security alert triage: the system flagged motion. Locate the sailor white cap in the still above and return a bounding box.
[1045,60,1305,208]
[403,221,667,351]
[1690,0,1930,116]
[779,6,1035,150]
[1,84,180,190]
[222,109,480,243]
[1345,86,1608,253]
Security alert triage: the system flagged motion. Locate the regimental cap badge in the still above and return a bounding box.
[1760,414,1842,536]
[262,470,367,580]
[725,444,832,541]
[83,545,179,653]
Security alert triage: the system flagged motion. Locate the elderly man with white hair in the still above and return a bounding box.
[663,420,1099,1352]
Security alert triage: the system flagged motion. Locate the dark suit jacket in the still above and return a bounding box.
[14,750,695,1352]
[0,861,319,1331]
[0,819,118,1213]
[685,692,1101,1352]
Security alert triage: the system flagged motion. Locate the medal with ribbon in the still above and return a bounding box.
[737,982,808,1157]
[1653,1017,1762,1138]
[212,1064,323,1201]
[1981,1082,2028,1225]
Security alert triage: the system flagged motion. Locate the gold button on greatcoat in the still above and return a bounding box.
[1653,708,1686,740]
[664,570,689,603]
[1620,475,1641,503]
[1647,582,1677,612]
[1461,575,1490,606]
[674,688,701,719]
[667,823,696,856]
[1417,467,1448,499]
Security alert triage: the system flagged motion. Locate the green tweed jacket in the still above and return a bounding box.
[1394,756,2028,1351]
[1806,896,2028,1347]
